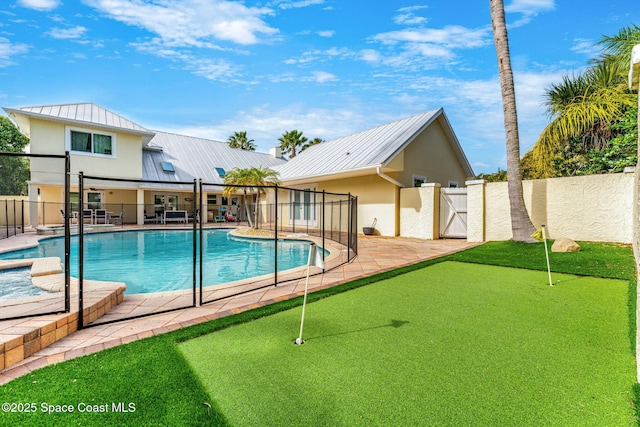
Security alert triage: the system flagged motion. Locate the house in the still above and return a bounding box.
[274,109,473,236]
[3,103,473,236]
[3,103,286,226]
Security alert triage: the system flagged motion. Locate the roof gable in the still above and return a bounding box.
[275,109,472,181]
[3,103,155,142]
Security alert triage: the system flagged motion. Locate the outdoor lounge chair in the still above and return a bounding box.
[82,209,94,224]
[94,209,109,224]
[213,209,225,223]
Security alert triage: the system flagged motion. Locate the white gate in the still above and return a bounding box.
[439,188,467,238]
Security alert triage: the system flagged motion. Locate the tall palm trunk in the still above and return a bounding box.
[490,0,536,242]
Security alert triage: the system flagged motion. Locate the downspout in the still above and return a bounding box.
[376,167,405,236]
[376,166,405,188]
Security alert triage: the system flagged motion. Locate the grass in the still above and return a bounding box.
[0,241,636,426]
[180,262,635,426]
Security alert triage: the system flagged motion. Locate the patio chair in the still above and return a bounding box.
[213,209,225,223]
[94,209,109,224]
[144,210,159,224]
[82,209,94,224]
[60,209,77,224]
[110,210,123,225]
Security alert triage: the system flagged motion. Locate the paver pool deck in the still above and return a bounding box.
[0,227,476,385]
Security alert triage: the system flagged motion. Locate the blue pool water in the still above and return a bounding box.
[0,230,315,294]
[0,267,54,300]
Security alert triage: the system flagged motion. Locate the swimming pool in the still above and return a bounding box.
[0,230,317,294]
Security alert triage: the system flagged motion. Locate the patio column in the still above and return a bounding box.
[28,183,38,227]
[136,189,145,225]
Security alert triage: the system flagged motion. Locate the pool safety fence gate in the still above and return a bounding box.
[71,175,357,327]
[0,152,71,322]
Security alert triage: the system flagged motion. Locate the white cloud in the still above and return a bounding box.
[359,49,382,63]
[373,25,491,49]
[47,26,87,39]
[317,30,335,38]
[17,0,61,11]
[84,0,279,46]
[310,71,337,83]
[571,38,601,57]
[171,104,368,151]
[394,5,429,26]
[505,0,555,27]
[284,47,351,65]
[272,0,325,10]
[132,41,240,82]
[505,0,555,14]
[0,37,30,67]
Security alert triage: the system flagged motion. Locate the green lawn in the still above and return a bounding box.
[179,262,636,426]
[0,241,636,426]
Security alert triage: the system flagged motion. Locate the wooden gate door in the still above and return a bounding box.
[439,188,467,238]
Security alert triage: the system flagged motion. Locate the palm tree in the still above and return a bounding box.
[278,130,307,158]
[597,23,640,72]
[490,0,536,242]
[227,131,256,151]
[223,166,280,229]
[301,137,323,152]
[531,57,635,177]
[223,167,256,227]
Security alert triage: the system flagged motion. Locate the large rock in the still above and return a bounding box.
[551,237,580,253]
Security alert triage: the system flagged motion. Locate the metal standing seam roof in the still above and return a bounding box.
[141,131,287,190]
[3,103,155,138]
[274,108,470,181]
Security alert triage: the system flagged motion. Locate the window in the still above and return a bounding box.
[215,167,225,178]
[68,127,115,157]
[412,175,427,187]
[207,194,218,205]
[448,181,459,188]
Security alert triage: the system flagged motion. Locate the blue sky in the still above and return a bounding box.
[0,0,636,174]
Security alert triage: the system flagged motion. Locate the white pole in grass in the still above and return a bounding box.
[532,224,553,286]
[295,243,325,345]
[542,225,553,286]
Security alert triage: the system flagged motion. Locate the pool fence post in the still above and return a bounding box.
[192,179,197,307]
[274,186,278,286]
[78,171,85,329]
[64,151,71,312]
[347,193,352,263]
[198,180,203,306]
[321,190,325,269]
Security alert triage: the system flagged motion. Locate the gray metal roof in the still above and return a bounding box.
[3,103,155,140]
[142,131,287,190]
[274,109,472,181]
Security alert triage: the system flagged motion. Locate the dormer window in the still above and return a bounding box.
[215,167,225,178]
[67,127,115,157]
[161,161,175,173]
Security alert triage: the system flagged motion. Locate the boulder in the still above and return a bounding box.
[551,237,580,253]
